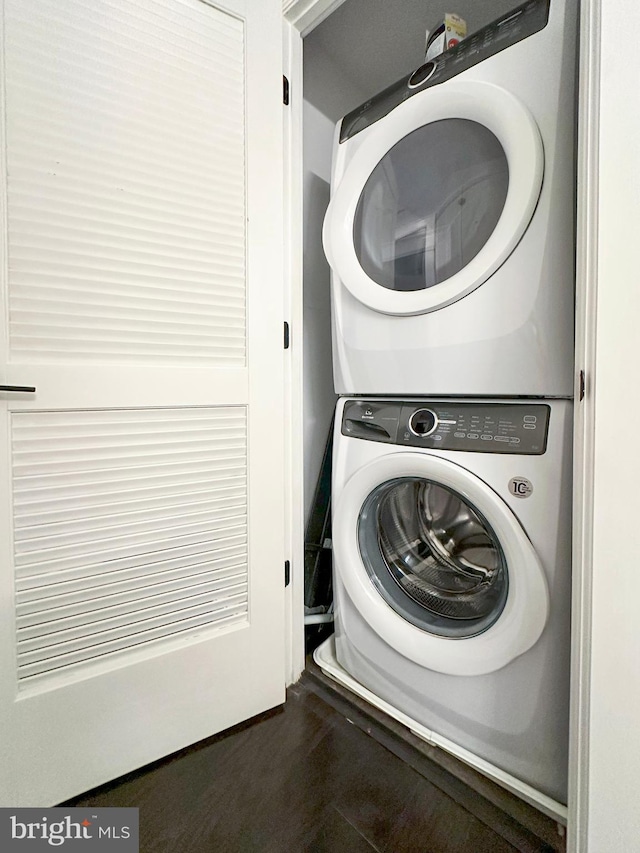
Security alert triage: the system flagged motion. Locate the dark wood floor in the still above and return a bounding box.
[64,676,561,852]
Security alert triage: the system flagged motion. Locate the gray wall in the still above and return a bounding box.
[302,27,368,525]
[304,0,518,119]
[301,99,338,524]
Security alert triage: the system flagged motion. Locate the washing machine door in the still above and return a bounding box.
[333,452,549,676]
[323,82,543,317]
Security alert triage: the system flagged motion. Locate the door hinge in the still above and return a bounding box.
[283,75,290,105]
[284,560,291,587]
[284,321,290,349]
[579,369,585,401]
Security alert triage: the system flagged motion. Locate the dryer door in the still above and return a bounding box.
[323,82,543,317]
[333,451,549,676]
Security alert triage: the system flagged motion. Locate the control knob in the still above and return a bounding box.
[408,408,438,437]
[408,61,437,88]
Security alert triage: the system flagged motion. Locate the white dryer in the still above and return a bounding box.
[318,396,572,817]
[323,0,577,397]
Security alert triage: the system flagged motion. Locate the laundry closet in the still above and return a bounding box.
[290,0,640,848]
[296,0,576,827]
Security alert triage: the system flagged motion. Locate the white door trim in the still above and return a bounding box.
[283,0,347,36]
[568,0,600,848]
[282,17,306,685]
[281,0,347,684]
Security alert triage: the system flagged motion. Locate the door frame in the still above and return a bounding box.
[281,13,306,686]
[567,0,599,848]
[282,0,600,848]
[570,0,640,850]
[282,0,351,687]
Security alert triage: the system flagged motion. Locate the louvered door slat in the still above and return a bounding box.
[18,592,248,662]
[15,484,246,528]
[18,581,249,645]
[16,542,248,594]
[18,575,249,637]
[11,406,249,683]
[14,477,245,516]
[18,560,247,614]
[11,193,244,239]
[14,430,246,452]
[9,141,245,199]
[16,499,246,544]
[13,459,248,498]
[6,0,246,365]
[16,516,247,561]
[11,287,246,316]
[15,435,246,460]
[14,444,247,478]
[14,408,247,430]
[16,604,249,681]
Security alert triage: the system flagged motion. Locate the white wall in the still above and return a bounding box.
[583,1,640,849]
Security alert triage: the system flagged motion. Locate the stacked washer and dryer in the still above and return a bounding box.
[314,0,577,821]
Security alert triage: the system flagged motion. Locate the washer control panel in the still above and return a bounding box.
[342,400,550,455]
[340,0,550,142]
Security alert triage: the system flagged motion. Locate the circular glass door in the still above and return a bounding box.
[331,450,549,675]
[323,81,543,317]
[354,120,509,293]
[358,477,508,638]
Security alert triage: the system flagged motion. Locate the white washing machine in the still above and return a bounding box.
[316,396,572,818]
[322,0,577,397]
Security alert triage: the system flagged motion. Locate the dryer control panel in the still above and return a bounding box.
[342,400,550,455]
[340,0,550,142]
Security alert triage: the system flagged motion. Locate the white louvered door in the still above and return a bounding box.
[0,0,285,806]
